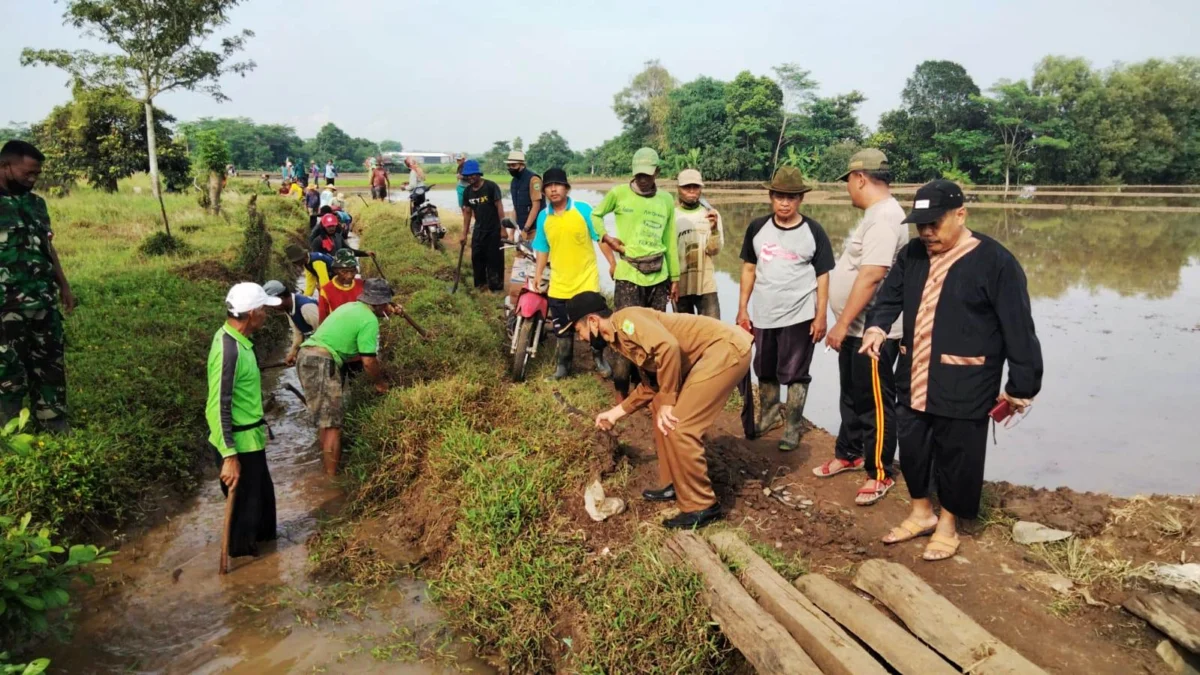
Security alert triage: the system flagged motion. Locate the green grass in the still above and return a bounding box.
[309,202,729,671]
[0,179,300,529]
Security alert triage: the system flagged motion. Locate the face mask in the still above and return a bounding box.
[589,333,608,351]
[508,168,522,177]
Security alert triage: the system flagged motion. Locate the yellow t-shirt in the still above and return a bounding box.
[532,199,601,300]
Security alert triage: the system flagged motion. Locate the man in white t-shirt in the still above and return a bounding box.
[815,149,909,506]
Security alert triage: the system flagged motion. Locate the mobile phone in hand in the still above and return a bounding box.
[989,399,1012,423]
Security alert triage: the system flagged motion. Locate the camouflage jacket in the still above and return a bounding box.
[0,191,58,312]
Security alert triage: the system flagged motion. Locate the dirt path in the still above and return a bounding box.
[51,364,489,674]
[605,397,1182,674]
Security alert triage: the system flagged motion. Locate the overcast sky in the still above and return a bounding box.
[3,0,1197,154]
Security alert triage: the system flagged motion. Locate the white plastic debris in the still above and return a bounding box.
[584,480,626,522]
[1012,521,1073,545]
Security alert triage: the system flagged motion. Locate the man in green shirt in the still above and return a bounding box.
[0,140,76,434]
[296,278,397,476]
[206,282,281,559]
[593,147,679,399]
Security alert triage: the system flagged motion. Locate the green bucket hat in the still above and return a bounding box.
[763,166,813,195]
[331,248,358,270]
[631,147,660,176]
[285,243,308,264]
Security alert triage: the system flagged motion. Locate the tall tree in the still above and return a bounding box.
[902,60,985,133]
[526,130,574,173]
[32,83,185,193]
[22,0,254,237]
[378,139,403,152]
[482,140,512,173]
[771,63,819,170]
[976,81,1068,193]
[613,60,677,150]
[666,77,729,156]
[725,71,783,179]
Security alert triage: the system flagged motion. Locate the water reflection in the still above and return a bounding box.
[714,202,1200,300]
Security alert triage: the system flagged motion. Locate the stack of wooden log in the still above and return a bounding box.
[664,531,1049,674]
[1124,591,1200,674]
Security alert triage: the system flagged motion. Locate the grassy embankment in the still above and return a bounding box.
[0,179,299,531]
[309,202,731,672]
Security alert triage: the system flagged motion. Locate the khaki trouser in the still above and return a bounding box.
[648,345,752,513]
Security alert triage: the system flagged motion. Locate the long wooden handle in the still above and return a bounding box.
[218,483,237,575]
[451,240,467,294]
[397,308,430,339]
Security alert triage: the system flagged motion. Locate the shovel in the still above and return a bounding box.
[218,483,237,575]
[450,239,467,294]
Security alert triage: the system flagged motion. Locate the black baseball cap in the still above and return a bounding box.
[558,291,611,335]
[903,179,965,225]
[543,167,570,187]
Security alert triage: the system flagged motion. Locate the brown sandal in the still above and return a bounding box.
[922,534,960,562]
[882,518,937,544]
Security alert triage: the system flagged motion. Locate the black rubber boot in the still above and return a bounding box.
[550,336,574,380]
[755,379,783,437]
[593,348,612,379]
[779,383,809,452]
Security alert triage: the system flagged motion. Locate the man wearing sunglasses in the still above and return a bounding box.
[860,179,1043,562]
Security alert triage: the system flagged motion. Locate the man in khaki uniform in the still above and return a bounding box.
[562,291,751,529]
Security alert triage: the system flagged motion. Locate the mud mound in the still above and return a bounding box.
[175,260,240,284]
[990,481,1114,536]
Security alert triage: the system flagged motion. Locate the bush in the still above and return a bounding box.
[234,195,273,283]
[136,231,191,257]
[0,511,113,645]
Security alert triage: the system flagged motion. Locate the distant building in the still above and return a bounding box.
[381,151,453,166]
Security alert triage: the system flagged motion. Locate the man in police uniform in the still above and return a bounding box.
[563,291,751,529]
[0,140,75,433]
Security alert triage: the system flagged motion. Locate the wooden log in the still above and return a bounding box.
[794,574,957,675]
[663,531,820,675]
[1125,592,1200,654]
[707,531,886,675]
[853,559,1048,675]
[1157,640,1200,674]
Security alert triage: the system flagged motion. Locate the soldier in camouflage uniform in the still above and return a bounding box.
[0,141,76,433]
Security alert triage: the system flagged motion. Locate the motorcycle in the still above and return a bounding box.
[503,239,551,382]
[407,185,444,249]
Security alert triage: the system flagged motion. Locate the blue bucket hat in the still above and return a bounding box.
[461,159,482,176]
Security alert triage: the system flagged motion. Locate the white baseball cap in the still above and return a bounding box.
[225,282,282,315]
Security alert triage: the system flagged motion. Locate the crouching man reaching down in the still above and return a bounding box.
[563,291,751,529]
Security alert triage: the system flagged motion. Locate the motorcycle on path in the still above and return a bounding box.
[504,239,552,382]
[407,186,445,250]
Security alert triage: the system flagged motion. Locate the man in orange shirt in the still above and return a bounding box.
[318,249,364,321]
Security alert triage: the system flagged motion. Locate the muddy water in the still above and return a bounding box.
[53,343,490,672]
[708,202,1200,497]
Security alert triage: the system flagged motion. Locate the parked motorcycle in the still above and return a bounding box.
[407,186,444,249]
[503,239,551,382]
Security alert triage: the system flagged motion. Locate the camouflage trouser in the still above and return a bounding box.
[611,280,671,397]
[0,308,68,431]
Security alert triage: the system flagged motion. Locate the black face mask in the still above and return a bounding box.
[589,333,608,351]
[508,168,523,177]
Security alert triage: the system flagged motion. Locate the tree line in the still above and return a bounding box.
[513,56,1200,187]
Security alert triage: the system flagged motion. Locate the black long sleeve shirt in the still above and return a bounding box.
[865,232,1043,420]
